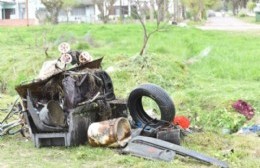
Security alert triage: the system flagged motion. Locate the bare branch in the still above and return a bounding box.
[44,47,49,58]
[133,0,172,56]
[41,0,63,24]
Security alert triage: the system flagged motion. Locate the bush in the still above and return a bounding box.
[238,10,247,17]
[198,108,247,133]
[186,11,192,20]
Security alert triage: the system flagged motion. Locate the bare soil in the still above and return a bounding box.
[198,16,260,31]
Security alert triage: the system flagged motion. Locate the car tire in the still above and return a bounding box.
[127,83,175,126]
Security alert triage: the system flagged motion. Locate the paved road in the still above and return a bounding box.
[198,16,260,31]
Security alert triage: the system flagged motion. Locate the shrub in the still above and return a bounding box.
[238,9,247,17]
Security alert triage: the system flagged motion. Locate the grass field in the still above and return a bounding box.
[0,23,260,167]
[237,16,260,24]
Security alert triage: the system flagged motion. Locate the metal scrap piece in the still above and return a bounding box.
[123,141,176,162]
[126,136,229,168]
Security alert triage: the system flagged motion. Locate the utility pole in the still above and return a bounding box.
[26,0,29,26]
[120,0,123,22]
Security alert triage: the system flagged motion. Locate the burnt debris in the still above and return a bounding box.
[15,43,127,147]
[12,43,228,167]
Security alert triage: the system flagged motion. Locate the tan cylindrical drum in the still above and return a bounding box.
[88,117,131,147]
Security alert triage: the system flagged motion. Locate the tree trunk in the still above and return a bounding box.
[120,0,123,22]
[182,5,186,20]
[157,0,164,22]
[139,36,149,56]
[232,2,236,15]
[41,0,63,25]
[51,9,59,24]
[150,0,154,22]
[198,0,204,20]
[232,0,238,15]
[103,15,109,24]
[241,0,248,8]
[173,0,178,21]
[66,10,69,23]
[163,0,167,21]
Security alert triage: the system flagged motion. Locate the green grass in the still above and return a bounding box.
[237,16,260,24]
[0,23,260,167]
[0,132,260,168]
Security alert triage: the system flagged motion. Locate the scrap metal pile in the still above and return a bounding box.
[14,43,228,168]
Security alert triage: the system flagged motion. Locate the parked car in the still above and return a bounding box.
[208,10,216,17]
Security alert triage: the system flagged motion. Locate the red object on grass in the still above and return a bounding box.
[173,116,190,129]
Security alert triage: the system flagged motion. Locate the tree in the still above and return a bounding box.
[173,0,184,22]
[62,0,79,22]
[182,0,218,21]
[41,0,64,24]
[240,0,249,8]
[228,0,254,15]
[133,0,171,56]
[231,0,241,15]
[247,0,256,12]
[91,0,116,23]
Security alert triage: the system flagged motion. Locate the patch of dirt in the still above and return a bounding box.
[198,16,260,31]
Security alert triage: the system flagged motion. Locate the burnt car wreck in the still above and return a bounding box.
[14,43,228,168]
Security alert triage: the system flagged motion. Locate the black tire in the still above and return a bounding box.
[127,83,175,126]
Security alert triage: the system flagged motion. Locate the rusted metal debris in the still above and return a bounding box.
[88,117,131,147]
[0,98,28,137]
[15,43,127,147]
[123,136,229,168]
[15,58,103,100]
[12,43,228,167]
